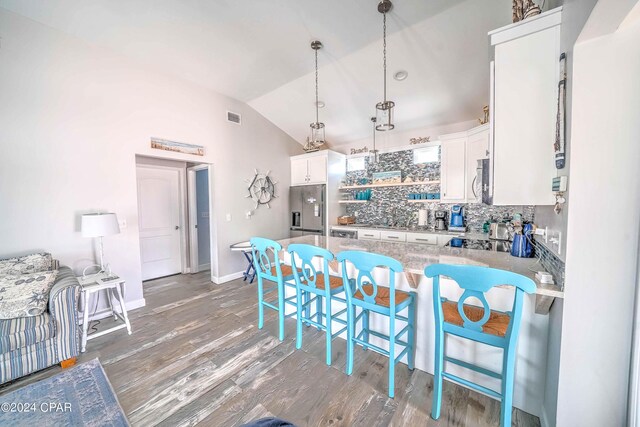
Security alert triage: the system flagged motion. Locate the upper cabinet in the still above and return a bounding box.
[466,125,490,203]
[439,124,489,204]
[440,133,467,203]
[489,8,561,206]
[307,156,327,184]
[290,153,327,185]
[290,158,310,185]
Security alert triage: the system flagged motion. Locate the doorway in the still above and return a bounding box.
[187,165,211,273]
[135,156,214,282]
[136,162,186,281]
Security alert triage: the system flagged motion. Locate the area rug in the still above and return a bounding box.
[0,358,128,426]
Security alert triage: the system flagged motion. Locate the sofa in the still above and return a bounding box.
[0,264,81,384]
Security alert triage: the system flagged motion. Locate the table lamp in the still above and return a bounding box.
[81,213,120,272]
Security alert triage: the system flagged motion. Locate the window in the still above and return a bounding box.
[347,157,366,172]
[413,145,440,164]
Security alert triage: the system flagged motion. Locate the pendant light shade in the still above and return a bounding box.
[310,122,325,146]
[375,0,395,131]
[369,117,379,164]
[376,101,395,131]
[304,40,326,152]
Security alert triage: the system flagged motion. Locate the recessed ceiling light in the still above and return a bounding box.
[394,70,408,81]
[316,101,325,108]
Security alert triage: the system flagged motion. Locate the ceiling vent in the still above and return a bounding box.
[227,111,241,125]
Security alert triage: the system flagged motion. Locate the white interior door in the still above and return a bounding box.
[137,166,182,280]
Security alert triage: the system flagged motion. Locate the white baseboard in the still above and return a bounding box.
[79,298,146,324]
[211,271,244,284]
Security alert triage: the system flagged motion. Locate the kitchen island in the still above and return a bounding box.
[275,235,554,418]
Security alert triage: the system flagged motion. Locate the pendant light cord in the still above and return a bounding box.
[315,47,319,124]
[383,10,387,103]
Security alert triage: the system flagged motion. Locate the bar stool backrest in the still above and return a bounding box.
[287,244,333,290]
[250,237,283,281]
[424,264,536,339]
[336,250,403,308]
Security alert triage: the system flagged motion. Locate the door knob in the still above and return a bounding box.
[175,225,180,230]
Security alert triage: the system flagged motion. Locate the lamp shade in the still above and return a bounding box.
[81,213,120,237]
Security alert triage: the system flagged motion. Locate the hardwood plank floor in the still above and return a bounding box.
[0,272,541,427]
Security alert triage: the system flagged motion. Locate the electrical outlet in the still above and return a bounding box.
[225,213,232,222]
[547,229,563,255]
[118,219,127,229]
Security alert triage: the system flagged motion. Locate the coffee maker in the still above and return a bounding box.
[448,205,466,232]
[434,210,447,231]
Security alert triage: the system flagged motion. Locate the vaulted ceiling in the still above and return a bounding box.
[0,0,514,145]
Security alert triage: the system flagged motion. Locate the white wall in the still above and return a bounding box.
[534,0,599,261]
[0,9,303,308]
[538,1,599,425]
[554,3,640,425]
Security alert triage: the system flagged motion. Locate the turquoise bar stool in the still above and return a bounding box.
[287,244,348,366]
[424,264,536,427]
[336,250,416,398]
[250,237,301,341]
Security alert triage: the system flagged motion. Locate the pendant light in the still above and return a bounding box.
[369,117,379,164]
[375,0,395,131]
[304,40,326,152]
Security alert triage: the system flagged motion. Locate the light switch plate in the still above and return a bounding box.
[225,213,232,222]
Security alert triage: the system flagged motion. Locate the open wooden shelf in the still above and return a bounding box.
[339,200,369,204]
[407,199,442,203]
[339,180,440,190]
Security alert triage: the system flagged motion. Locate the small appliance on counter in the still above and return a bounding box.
[511,223,534,258]
[434,210,447,231]
[448,205,466,232]
[489,222,511,241]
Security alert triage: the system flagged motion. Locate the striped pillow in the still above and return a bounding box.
[0,270,58,319]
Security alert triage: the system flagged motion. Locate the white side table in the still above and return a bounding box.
[77,272,132,352]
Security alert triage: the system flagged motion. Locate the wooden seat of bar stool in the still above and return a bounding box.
[425,264,536,427]
[287,244,347,366]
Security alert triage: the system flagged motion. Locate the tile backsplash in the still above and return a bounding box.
[531,238,566,288]
[343,149,535,232]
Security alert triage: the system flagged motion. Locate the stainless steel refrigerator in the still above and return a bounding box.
[289,184,325,237]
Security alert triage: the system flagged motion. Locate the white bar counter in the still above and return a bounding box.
[276,235,552,418]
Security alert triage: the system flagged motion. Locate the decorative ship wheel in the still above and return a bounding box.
[246,169,277,209]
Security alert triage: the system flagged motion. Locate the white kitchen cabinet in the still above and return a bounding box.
[465,125,490,203]
[380,230,406,242]
[438,124,489,204]
[307,156,327,184]
[358,230,381,240]
[440,134,467,203]
[290,158,309,185]
[489,8,560,205]
[291,150,345,236]
[406,232,438,245]
[290,152,328,185]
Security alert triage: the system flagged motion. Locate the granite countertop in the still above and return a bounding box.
[276,235,563,298]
